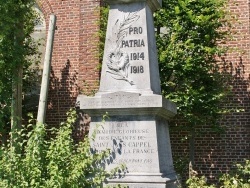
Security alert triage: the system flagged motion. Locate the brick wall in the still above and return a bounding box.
[170,0,250,184]
[37,0,100,126]
[37,0,249,185]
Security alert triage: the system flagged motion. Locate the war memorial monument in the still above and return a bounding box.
[77,0,178,187]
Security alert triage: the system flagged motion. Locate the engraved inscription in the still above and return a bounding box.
[92,121,155,165]
[106,12,140,85]
[131,66,144,74]
[130,52,144,61]
[106,11,147,85]
[129,26,143,34]
[121,39,145,48]
[81,94,161,109]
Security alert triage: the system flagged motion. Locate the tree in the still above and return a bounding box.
[154,0,231,173]
[0,0,39,141]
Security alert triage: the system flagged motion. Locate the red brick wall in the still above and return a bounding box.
[170,0,250,184]
[37,0,249,185]
[37,0,100,126]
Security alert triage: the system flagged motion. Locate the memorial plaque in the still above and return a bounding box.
[98,2,161,95]
[77,0,178,187]
[92,119,158,172]
[90,117,174,173]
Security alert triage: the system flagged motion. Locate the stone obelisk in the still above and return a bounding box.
[77,0,178,187]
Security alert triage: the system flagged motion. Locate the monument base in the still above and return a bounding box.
[106,172,178,188]
[77,92,178,188]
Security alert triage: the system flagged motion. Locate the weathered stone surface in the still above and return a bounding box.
[106,176,178,188]
[77,0,178,187]
[89,115,174,171]
[77,92,176,118]
[98,2,161,95]
[88,114,178,187]
[77,92,178,187]
[106,0,162,12]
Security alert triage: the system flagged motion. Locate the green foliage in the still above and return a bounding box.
[186,160,250,188]
[0,0,37,89]
[0,0,40,132]
[154,0,233,179]
[186,176,215,188]
[220,160,250,188]
[0,109,125,187]
[99,4,109,65]
[173,156,189,181]
[154,0,231,128]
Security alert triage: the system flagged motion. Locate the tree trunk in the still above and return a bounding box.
[11,19,24,136]
[189,128,195,178]
[11,65,23,132]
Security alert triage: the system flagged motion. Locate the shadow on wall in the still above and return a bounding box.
[46,59,78,127]
[221,56,250,112]
[170,56,250,186]
[197,56,250,184]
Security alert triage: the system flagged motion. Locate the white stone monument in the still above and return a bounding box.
[77,0,178,187]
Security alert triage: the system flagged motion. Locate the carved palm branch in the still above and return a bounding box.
[107,11,139,85]
[115,12,140,50]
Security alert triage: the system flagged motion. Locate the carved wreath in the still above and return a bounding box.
[106,12,140,85]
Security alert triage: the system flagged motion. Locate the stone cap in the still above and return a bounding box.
[77,92,176,119]
[107,172,177,184]
[106,0,162,11]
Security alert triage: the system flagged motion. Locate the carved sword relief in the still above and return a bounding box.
[106,12,140,85]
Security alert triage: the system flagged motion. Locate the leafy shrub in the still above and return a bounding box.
[186,160,250,188]
[220,160,250,188]
[0,109,124,188]
[186,176,215,188]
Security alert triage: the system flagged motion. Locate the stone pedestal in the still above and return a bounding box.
[98,1,161,95]
[77,92,178,187]
[77,0,178,187]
